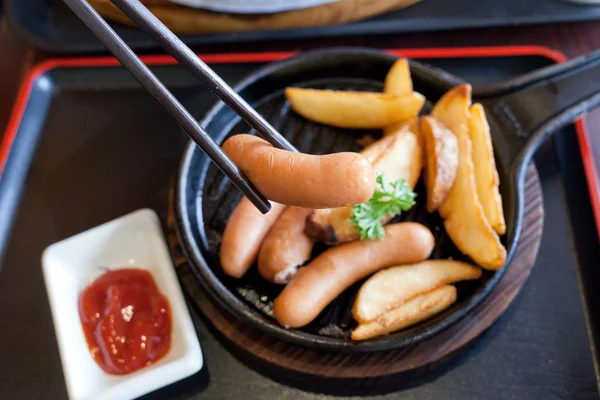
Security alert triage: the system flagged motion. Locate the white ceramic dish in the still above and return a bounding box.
[167,0,338,13]
[42,209,203,400]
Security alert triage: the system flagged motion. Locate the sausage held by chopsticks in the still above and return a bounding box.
[222,134,376,209]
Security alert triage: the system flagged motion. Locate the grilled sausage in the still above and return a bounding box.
[220,197,286,278]
[273,223,435,328]
[258,207,315,284]
[222,134,376,208]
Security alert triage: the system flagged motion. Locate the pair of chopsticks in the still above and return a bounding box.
[63,0,297,214]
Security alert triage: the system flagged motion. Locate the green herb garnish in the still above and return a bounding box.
[350,174,417,240]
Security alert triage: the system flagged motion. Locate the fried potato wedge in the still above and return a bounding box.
[356,134,377,148]
[469,103,506,235]
[352,259,481,323]
[384,58,413,95]
[306,128,422,245]
[305,204,356,245]
[421,116,459,212]
[433,85,507,270]
[368,127,422,189]
[383,59,419,136]
[285,88,425,129]
[383,116,420,137]
[352,285,457,340]
[359,130,399,163]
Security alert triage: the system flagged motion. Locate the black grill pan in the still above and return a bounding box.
[175,47,600,352]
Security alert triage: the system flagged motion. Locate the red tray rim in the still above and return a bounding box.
[3,45,599,237]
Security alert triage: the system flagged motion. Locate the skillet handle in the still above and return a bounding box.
[475,48,600,168]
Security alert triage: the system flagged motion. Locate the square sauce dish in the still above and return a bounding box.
[42,209,203,400]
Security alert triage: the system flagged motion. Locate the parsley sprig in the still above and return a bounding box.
[350,174,417,240]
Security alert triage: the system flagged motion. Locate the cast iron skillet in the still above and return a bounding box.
[175,47,600,352]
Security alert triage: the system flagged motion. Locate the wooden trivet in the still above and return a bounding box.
[166,164,543,378]
[89,0,423,35]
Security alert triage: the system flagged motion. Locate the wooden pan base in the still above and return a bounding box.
[167,164,543,379]
[89,0,423,35]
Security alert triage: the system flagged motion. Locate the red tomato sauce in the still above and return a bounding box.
[78,268,172,375]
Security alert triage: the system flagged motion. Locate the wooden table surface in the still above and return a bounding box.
[1,16,600,186]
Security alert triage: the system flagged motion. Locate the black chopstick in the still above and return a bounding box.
[62,0,271,213]
[110,0,297,153]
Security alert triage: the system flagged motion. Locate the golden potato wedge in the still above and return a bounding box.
[368,127,422,189]
[305,128,422,244]
[352,259,481,323]
[421,116,458,212]
[469,104,506,235]
[383,116,420,136]
[356,134,377,148]
[352,285,457,340]
[359,131,399,163]
[305,206,355,245]
[432,85,507,270]
[384,58,413,95]
[285,88,425,129]
[383,59,419,137]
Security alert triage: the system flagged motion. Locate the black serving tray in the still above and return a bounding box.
[0,47,598,399]
[7,0,600,53]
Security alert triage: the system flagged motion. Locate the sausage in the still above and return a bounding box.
[258,207,315,284]
[273,223,435,328]
[220,197,286,278]
[222,134,376,208]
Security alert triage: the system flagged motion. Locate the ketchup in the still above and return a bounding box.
[78,268,172,375]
